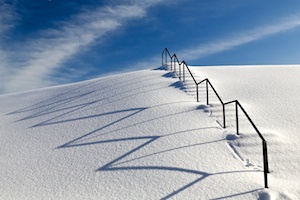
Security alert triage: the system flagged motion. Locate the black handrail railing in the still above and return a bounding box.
[161,48,269,188]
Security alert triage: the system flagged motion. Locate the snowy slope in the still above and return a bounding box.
[0,66,296,199]
[190,65,300,199]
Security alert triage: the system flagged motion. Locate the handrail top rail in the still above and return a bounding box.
[162,48,266,142]
[162,49,186,66]
[162,48,173,59]
[223,100,266,142]
[172,54,179,61]
[224,100,238,105]
[197,78,208,85]
[236,101,266,142]
[161,48,269,188]
[206,79,224,105]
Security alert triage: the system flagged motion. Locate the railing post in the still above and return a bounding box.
[236,101,239,135]
[263,140,269,173]
[183,63,185,82]
[171,56,173,71]
[165,50,167,66]
[196,84,199,102]
[223,104,226,128]
[179,63,181,81]
[206,80,209,105]
[161,48,269,190]
[263,140,269,188]
[174,55,176,74]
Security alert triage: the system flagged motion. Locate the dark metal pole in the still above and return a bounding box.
[174,58,176,74]
[179,63,181,81]
[196,84,199,102]
[223,104,226,128]
[183,63,185,82]
[263,140,269,188]
[165,50,167,66]
[236,101,239,135]
[263,141,269,173]
[206,80,209,105]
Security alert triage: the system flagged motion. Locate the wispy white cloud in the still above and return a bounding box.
[123,57,161,73]
[0,1,18,93]
[179,16,300,61]
[0,1,16,34]
[0,0,165,94]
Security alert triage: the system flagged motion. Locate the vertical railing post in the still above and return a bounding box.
[196,84,199,102]
[171,56,174,72]
[179,62,181,81]
[263,140,269,173]
[161,48,269,190]
[171,56,173,71]
[263,140,269,188]
[223,104,226,128]
[206,80,209,105]
[183,63,184,81]
[183,63,185,82]
[165,50,167,66]
[174,55,176,74]
[236,101,239,135]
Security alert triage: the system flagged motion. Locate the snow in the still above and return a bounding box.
[189,65,300,199]
[0,64,299,199]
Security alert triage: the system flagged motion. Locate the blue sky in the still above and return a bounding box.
[1,0,300,94]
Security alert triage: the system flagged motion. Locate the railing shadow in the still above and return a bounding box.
[7,72,160,117]
[7,51,267,198]
[162,48,269,188]
[9,73,167,128]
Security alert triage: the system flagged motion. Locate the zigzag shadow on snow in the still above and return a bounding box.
[56,107,148,148]
[29,83,168,128]
[58,126,211,199]
[68,132,260,199]
[9,74,165,127]
[8,69,262,198]
[6,80,99,115]
[7,72,160,117]
[92,134,261,199]
[112,128,224,166]
[17,91,97,122]
[56,101,197,148]
[56,111,260,199]
[51,101,212,198]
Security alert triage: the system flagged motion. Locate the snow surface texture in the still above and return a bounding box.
[189,65,300,199]
[0,65,298,199]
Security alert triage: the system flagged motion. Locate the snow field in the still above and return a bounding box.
[189,65,300,199]
[1,66,297,199]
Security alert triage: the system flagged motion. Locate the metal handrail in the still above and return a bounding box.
[161,48,173,66]
[161,48,269,188]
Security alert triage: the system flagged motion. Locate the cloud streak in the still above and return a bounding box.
[0,1,16,34]
[0,1,18,92]
[179,16,300,61]
[0,0,165,94]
